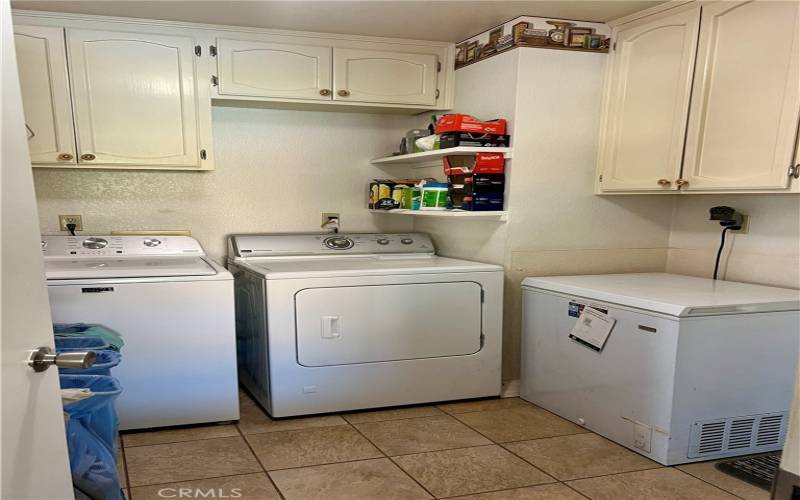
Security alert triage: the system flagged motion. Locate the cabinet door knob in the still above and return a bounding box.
[80,153,96,161]
[57,153,74,161]
[337,90,350,97]
[319,89,331,96]
[657,178,671,186]
[675,179,689,186]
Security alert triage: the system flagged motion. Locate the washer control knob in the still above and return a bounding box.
[143,238,162,247]
[377,238,390,245]
[82,237,108,249]
[400,238,414,245]
[324,236,355,250]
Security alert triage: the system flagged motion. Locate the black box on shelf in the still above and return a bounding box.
[439,132,511,149]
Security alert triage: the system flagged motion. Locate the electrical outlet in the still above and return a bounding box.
[58,214,83,232]
[322,213,340,225]
[737,214,750,234]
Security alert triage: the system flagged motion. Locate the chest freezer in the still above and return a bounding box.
[520,273,800,465]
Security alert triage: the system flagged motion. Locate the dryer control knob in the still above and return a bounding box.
[82,237,108,249]
[400,238,414,245]
[377,238,390,245]
[324,236,355,250]
[143,238,162,247]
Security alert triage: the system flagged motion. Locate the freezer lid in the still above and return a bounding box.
[248,255,502,279]
[521,273,800,317]
[45,256,218,280]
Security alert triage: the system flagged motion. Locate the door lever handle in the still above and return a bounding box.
[28,346,96,372]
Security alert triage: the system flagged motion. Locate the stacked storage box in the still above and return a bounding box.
[445,152,506,211]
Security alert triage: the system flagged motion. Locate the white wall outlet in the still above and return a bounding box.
[633,422,652,452]
[58,214,83,232]
[322,213,340,225]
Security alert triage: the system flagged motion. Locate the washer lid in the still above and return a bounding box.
[45,256,218,280]
[247,255,501,279]
[522,273,800,317]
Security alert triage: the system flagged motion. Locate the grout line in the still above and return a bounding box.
[561,480,594,500]
[122,429,240,448]
[119,438,133,500]
[234,419,287,500]
[125,472,273,492]
[342,408,447,425]
[671,466,750,500]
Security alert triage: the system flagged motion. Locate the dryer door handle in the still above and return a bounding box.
[321,316,341,339]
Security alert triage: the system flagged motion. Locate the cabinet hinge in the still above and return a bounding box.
[211,75,218,86]
[599,174,603,182]
[209,45,217,57]
[194,45,201,56]
[435,89,440,99]
[480,289,485,303]
[437,61,441,72]
[788,164,800,179]
[612,41,617,51]
[200,149,207,160]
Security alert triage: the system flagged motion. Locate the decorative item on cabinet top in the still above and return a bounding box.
[455,15,610,69]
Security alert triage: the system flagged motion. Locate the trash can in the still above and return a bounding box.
[61,375,124,500]
[60,350,122,376]
[55,337,112,353]
[54,323,124,352]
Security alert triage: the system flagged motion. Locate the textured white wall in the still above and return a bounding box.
[667,194,800,289]
[33,106,416,261]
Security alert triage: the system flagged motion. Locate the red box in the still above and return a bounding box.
[435,114,508,135]
[443,153,506,175]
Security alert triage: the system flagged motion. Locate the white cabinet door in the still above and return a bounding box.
[217,38,333,100]
[67,28,200,167]
[14,25,76,165]
[596,6,700,192]
[333,48,438,106]
[682,0,800,191]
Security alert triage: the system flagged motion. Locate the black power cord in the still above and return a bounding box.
[66,223,77,236]
[713,226,732,280]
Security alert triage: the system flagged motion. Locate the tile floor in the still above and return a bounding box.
[117,390,771,500]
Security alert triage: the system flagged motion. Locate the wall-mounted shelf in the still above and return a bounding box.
[370,209,508,221]
[371,147,512,166]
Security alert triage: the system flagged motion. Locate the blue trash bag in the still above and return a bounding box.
[60,351,122,376]
[55,337,112,353]
[66,416,124,500]
[60,375,122,452]
[54,323,124,352]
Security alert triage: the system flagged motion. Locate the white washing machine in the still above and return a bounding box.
[520,273,800,465]
[44,235,239,430]
[228,233,503,417]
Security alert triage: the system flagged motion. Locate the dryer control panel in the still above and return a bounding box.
[41,235,205,258]
[230,233,435,258]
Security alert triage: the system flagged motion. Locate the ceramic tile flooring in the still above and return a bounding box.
[118,390,771,500]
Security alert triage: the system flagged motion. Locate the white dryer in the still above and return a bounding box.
[44,235,239,430]
[228,233,503,417]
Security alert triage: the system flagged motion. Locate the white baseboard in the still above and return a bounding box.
[500,379,520,398]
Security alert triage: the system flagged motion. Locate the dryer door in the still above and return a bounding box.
[295,281,482,366]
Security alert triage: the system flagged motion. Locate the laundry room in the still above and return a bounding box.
[2,1,800,500]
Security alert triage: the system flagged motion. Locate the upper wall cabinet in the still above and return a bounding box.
[682,0,800,191]
[596,5,700,192]
[216,38,333,100]
[597,0,800,194]
[14,25,76,165]
[333,48,438,106]
[67,29,202,167]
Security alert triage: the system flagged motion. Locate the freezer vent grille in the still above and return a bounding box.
[689,412,788,458]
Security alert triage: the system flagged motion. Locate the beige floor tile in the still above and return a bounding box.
[354,415,491,456]
[393,445,555,498]
[454,407,587,443]
[246,425,382,470]
[567,467,740,500]
[504,433,660,480]
[438,398,534,415]
[677,459,771,500]
[449,483,587,499]
[122,424,239,447]
[270,458,432,500]
[124,436,261,487]
[237,396,347,435]
[129,473,281,500]
[344,405,444,424]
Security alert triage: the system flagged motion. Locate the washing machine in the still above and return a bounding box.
[228,232,503,417]
[43,235,239,430]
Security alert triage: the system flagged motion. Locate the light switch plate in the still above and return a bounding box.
[58,214,83,232]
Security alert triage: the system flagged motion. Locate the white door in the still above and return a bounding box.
[217,38,333,100]
[1,2,73,497]
[67,28,200,167]
[333,47,438,106]
[596,5,700,192]
[14,24,77,165]
[295,282,482,366]
[681,0,800,191]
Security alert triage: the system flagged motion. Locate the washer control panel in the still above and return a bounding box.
[42,235,204,257]
[231,233,434,257]
[323,236,355,250]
